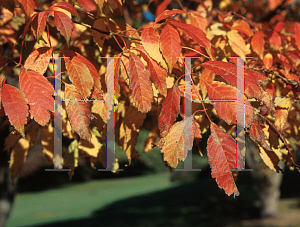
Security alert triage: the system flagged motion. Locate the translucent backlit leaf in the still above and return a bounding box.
[155,116,197,168]
[2,84,29,137]
[251,31,265,59]
[128,52,153,113]
[231,19,253,37]
[160,24,181,73]
[65,84,93,140]
[18,0,35,18]
[275,98,291,134]
[158,81,180,137]
[24,47,53,75]
[137,45,168,97]
[19,68,54,126]
[64,52,94,99]
[141,27,168,71]
[204,81,254,128]
[263,53,273,69]
[155,9,186,23]
[53,11,74,45]
[31,10,49,42]
[249,118,272,151]
[227,30,246,57]
[201,61,266,100]
[168,20,212,59]
[207,122,243,197]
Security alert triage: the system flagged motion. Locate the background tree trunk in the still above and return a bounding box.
[245,136,284,218]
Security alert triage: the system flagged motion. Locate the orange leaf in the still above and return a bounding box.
[2,84,29,137]
[31,11,49,42]
[65,84,93,140]
[18,0,35,18]
[19,68,54,126]
[160,24,181,73]
[155,116,197,168]
[155,9,186,23]
[275,98,291,134]
[251,31,265,59]
[201,61,266,100]
[158,81,180,137]
[200,68,214,96]
[231,19,253,37]
[73,52,102,99]
[263,53,273,69]
[249,118,271,151]
[136,45,168,97]
[269,31,281,51]
[141,27,167,71]
[51,2,77,15]
[204,81,254,128]
[128,53,153,113]
[168,20,212,59]
[64,52,94,99]
[227,30,246,57]
[207,122,243,197]
[24,47,53,75]
[53,11,74,45]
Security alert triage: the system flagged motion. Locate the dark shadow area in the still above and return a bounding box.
[32,172,261,227]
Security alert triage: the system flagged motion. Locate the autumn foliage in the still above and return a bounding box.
[1,0,300,197]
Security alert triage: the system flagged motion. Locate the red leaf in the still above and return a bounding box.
[141,27,167,70]
[249,119,271,151]
[18,0,35,18]
[24,47,53,75]
[64,52,94,99]
[168,20,212,59]
[201,61,266,100]
[31,11,49,42]
[200,68,214,96]
[155,9,186,23]
[160,24,181,73]
[269,31,281,51]
[155,0,172,17]
[295,22,300,51]
[158,81,180,137]
[204,81,254,128]
[77,0,97,12]
[51,2,77,15]
[19,68,54,126]
[251,31,265,59]
[136,46,168,97]
[2,84,29,137]
[128,53,153,113]
[73,52,102,99]
[65,84,93,140]
[155,116,197,168]
[207,122,243,197]
[53,11,74,44]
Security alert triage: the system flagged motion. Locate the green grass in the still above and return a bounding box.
[7,173,174,227]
